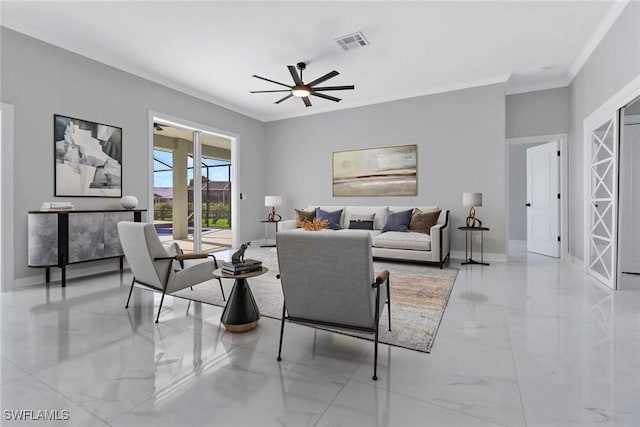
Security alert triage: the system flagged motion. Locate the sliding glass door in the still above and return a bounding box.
[153,124,232,253]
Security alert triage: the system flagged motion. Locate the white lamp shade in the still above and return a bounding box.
[264,196,282,207]
[462,192,482,207]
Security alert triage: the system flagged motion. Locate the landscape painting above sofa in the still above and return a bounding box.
[332,144,417,196]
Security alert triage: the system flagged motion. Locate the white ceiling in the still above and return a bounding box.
[0,1,627,122]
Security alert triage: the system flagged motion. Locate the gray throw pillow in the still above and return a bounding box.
[316,208,343,230]
[382,208,413,232]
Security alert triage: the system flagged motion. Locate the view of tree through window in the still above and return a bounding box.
[153,149,232,228]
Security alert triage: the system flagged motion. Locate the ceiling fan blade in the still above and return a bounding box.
[287,65,303,86]
[307,70,339,87]
[250,90,292,93]
[312,85,355,91]
[275,94,293,104]
[311,92,341,103]
[252,75,292,89]
[302,97,312,107]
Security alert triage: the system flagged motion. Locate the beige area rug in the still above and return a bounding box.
[170,253,458,353]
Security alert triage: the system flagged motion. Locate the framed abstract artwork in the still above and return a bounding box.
[333,144,417,197]
[54,114,122,197]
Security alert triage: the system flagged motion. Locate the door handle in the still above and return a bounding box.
[526,203,531,207]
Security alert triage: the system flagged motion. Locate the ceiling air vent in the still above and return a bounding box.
[335,31,369,51]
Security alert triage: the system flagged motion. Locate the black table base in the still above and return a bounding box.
[461,258,490,266]
[220,278,261,332]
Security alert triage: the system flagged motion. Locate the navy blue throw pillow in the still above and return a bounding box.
[382,209,413,232]
[316,208,343,230]
[349,220,374,230]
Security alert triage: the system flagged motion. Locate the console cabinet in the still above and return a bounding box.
[28,209,147,286]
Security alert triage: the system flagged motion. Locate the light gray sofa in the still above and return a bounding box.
[279,205,450,268]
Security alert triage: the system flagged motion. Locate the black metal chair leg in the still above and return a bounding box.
[155,288,167,323]
[218,278,226,301]
[386,278,391,332]
[125,277,135,308]
[373,286,380,381]
[209,254,226,301]
[277,304,286,361]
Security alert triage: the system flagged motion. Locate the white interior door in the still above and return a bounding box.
[619,121,640,275]
[587,116,619,289]
[526,141,560,257]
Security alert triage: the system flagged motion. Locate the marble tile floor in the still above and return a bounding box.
[1,248,639,427]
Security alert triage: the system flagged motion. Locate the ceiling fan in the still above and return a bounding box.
[251,62,354,107]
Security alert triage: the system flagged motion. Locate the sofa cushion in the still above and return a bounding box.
[316,208,343,230]
[409,209,441,235]
[373,231,432,251]
[382,208,413,232]
[337,229,382,240]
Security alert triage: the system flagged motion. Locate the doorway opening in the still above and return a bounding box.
[618,95,640,288]
[505,134,568,259]
[149,112,238,254]
[583,76,640,290]
[0,103,15,291]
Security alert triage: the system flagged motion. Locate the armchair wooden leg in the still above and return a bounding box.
[125,277,135,308]
[277,304,286,361]
[155,288,167,324]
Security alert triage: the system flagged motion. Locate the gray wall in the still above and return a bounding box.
[265,84,507,256]
[1,28,267,284]
[568,1,640,261]
[506,87,569,138]
[505,88,570,242]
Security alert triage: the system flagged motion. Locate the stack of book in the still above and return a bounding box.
[40,202,74,211]
[222,259,262,275]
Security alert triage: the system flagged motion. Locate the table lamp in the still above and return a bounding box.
[463,192,483,227]
[265,196,282,221]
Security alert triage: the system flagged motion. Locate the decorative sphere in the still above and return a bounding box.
[120,195,138,209]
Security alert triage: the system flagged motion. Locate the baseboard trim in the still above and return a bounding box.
[450,250,507,263]
[12,262,129,291]
[508,240,527,254]
[567,253,585,270]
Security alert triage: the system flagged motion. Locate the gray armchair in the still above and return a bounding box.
[276,230,391,380]
[117,222,224,323]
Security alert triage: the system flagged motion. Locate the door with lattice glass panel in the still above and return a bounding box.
[587,115,619,289]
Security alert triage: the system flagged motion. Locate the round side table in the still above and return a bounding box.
[213,267,268,332]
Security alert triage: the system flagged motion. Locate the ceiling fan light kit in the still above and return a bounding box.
[250,62,354,108]
[291,86,311,97]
